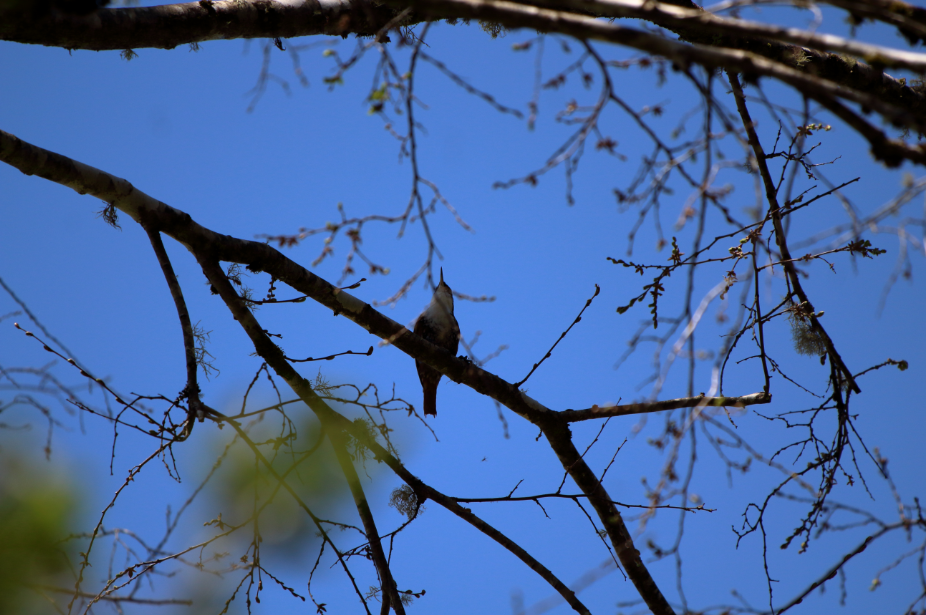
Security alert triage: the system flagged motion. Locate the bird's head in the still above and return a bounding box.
[435,268,454,312]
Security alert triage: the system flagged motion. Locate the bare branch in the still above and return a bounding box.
[560,391,771,421]
[0,127,675,615]
[0,0,402,50]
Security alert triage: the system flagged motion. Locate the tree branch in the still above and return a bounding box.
[195,253,587,613]
[328,426,406,614]
[822,0,926,44]
[560,392,771,422]
[141,224,204,437]
[399,0,926,159]
[217,409,375,614]
[0,0,402,50]
[3,0,925,135]
[0,127,675,615]
[727,74,861,395]
[529,0,926,73]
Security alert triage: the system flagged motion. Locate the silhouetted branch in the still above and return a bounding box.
[728,72,860,395]
[141,224,204,436]
[560,392,771,422]
[285,346,374,362]
[0,128,672,615]
[516,284,600,387]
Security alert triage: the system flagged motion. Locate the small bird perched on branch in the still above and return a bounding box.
[414,269,460,417]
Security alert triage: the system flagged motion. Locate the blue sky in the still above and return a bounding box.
[2,7,925,615]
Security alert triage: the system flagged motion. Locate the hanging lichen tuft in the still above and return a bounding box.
[787,301,827,357]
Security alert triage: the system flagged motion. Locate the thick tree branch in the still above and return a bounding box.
[0,127,678,615]
[540,417,675,615]
[810,93,925,168]
[0,130,544,421]
[528,0,926,73]
[596,0,926,124]
[0,0,402,50]
[196,254,588,614]
[822,0,926,44]
[197,256,406,613]
[329,428,405,614]
[399,0,926,156]
[3,0,925,135]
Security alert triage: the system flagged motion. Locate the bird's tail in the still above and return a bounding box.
[422,380,438,416]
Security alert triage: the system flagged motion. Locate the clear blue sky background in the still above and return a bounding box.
[1,5,925,615]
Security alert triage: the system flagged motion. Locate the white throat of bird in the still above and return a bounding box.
[425,278,455,326]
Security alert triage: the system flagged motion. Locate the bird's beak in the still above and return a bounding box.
[440,267,444,285]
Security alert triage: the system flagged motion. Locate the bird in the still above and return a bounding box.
[413,268,460,417]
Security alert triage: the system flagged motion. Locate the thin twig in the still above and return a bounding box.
[517,284,600,387]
